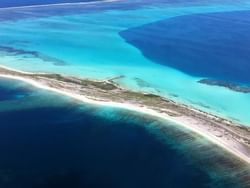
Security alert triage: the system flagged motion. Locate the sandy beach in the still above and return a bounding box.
[0,65,250,164]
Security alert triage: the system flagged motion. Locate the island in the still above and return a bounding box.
[0,65,250,164]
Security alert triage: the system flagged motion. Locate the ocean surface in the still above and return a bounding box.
[120,10,250,84]
[0,78,249,188]
[0,0,250,125]
[0,1,250,187]
[0,0,102,8]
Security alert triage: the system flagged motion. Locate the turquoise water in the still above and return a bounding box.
[0,0,250,125]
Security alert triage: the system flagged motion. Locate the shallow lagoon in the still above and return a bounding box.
[0,0,250,125]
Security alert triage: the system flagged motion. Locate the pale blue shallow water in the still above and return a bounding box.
[0,0,250,125]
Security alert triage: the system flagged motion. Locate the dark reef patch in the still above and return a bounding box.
[0,45,66,65]
[198,79,250,93]
[120,10,250,84]
[134,77,152,88]
[0,79,31,101]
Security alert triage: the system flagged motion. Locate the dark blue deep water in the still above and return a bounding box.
[0,0,239,8]
[0,0,102,8]
[120,10,250,84]
[0,79,208,188]
[0,0,243,23]
[0,79,250,188]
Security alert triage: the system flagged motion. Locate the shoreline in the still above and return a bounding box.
[0,65,250,164]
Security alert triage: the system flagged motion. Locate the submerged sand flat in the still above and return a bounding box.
[1,1,250,126]
[0,65,250,164]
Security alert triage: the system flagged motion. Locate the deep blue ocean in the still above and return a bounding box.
[120,10,250,84]
[0,0,101,8]
[0,79,249,188]
[0,0,235,8]
[0,79,208,188]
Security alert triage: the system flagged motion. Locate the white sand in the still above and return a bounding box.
[0,72,249,164]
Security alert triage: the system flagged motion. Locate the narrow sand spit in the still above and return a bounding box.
[0,65,250,164]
